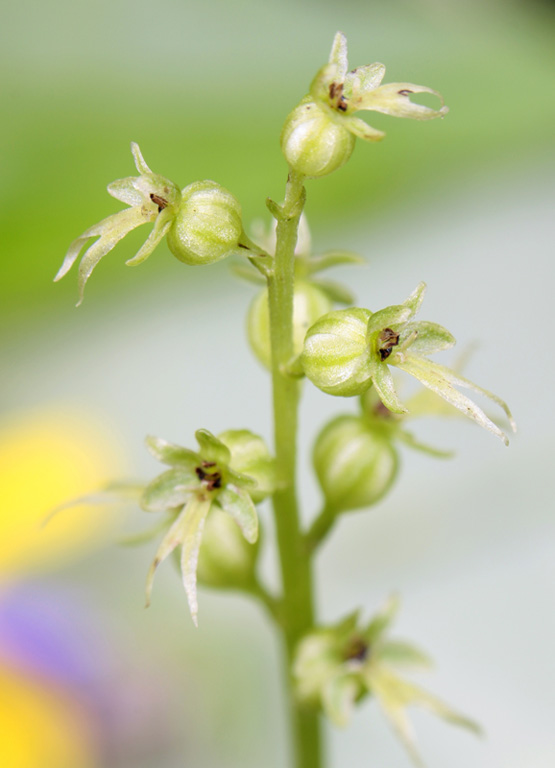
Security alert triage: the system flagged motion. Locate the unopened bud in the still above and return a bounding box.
[197,506,259,588]
[167,181,243,265]
[248,281,333,370]
[313,414,398,513]
[302,308,372,396]
[280,99,355,178]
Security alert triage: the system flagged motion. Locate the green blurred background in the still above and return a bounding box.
[1,0,554,766]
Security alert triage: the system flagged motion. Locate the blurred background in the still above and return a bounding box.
[1,0,554,766]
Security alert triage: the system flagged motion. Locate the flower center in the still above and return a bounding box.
[377,328,400,360]
[150,193,169,213]
[343,635,369,663]
[195,461,222,491]
[328,82,348,112]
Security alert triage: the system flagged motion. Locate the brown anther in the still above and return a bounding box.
[378,328,400,361]
[343,636,369,663]
[398,89,414,96]
[150,193,168,213]
[195,465,222,491]
[329,81,348,112]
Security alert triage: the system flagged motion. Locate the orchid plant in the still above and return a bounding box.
[57,32,514,768]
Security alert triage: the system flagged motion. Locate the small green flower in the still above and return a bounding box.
[302,282,515,444]
[55,143,182,305]
[141,428,275,625]
[293,597,480,766]
[281,32,448,177]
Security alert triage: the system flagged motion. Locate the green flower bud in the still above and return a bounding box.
[313,415,398,513]
[301,308,373,396]
[217,429,276,504]
[280,98,355,178]
[167,180,243,265]
[197,505,259,589]
[247,281,333,370]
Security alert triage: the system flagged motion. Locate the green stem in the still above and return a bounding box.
[267,169,323,768]
[304,504,337,554]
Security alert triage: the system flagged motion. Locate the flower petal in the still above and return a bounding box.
[343,116,385,142]
[145,507,189,606]
[364,594,400,643]
[328,31,348,81]
[195,429,232,466]
[322,673,359,727]
[368,667,482,746]
[367,305,411,336]
[368,357,408,414]
[358,83,448,120]
[395,354,512,444]
[366,667,424,767]
[346,62,386,97]
[306,249,364,275]
[402,282,427,317]
[131,141,152,175]
[218,484,258,544]
[126,208,174,266]
[145,435,200,469]
[141,467,197,512]
[376,640,433,670]
[76,206,148,305]
[396,429,454,458]
[179,496,212,626]
[107,177,145,206]
[400,321,456,356]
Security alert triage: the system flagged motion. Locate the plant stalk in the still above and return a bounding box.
[267,169,323,768]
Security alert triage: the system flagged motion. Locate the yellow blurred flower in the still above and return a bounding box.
[0,668,96,768]
[0,406,128,578]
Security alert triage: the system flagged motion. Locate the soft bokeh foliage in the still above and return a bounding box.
[1,0,554,766]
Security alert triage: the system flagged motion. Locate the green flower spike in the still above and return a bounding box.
[243,215,363,369]
[302,282,516,444]
[281,32,448,178]
[55,143,181,305]
[293,597,481,766]
[142,428,275,625]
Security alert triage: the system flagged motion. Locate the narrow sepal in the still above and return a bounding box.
[364,594,400,643]
[329,31,348,80]
[141,468,196,512]
[76,207,147,305]
[126,208,174,266]
[403,282,427,317]
[322,674,359,727]
[400,321,456,356]
[131,141,152,175]
[218,484,258,544]
[377,641,433,670]
[179,496,212,626]
[368,358,408,414]
[343,116,385,142]
[145,435,199,469]
[395,355,511,444]
[145,507,190,607]
[306,250,365,274]
[396,429,454,458]
[358,83,448,120]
